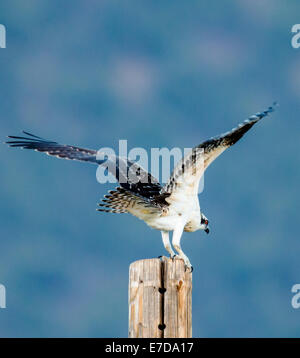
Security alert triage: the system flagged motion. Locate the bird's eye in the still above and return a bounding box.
[201,216,209,225]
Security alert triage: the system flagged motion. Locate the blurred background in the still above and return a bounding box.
[0,0,300,337]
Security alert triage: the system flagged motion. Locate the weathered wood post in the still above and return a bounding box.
[128,256,192,338]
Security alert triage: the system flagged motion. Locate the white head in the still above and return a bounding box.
[200,212,210,234]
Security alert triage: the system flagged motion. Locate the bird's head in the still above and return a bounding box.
[200,213,210,234]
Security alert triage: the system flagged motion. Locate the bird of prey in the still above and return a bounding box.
[6,103,276,270]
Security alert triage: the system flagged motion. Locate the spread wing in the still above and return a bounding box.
[97,187,167,216]
[6,131,165,208]
[162,103,277,199]
[6,131,98,162]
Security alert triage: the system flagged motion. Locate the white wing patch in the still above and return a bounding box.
[162,103,277,199]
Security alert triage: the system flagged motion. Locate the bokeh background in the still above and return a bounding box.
[0,0,300,337]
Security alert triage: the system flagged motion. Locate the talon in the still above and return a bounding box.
[184,264,193,273]
[158,255,163,259]
[171,254,177,261]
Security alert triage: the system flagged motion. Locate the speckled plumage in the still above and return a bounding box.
[6,103,277,269]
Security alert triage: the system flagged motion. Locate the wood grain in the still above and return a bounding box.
[162,257,192,338]
[128,258,163,338]
[128,257,192,338]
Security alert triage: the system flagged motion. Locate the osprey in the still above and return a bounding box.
[6,103,276,270]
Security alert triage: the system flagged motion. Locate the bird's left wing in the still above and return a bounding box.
[161,103,277,199]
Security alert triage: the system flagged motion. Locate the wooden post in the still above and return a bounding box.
[128,258,163,338]
[128,256,192,338]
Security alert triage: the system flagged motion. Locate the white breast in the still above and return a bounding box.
[143,193,201,232]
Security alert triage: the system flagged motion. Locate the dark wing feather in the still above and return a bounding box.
[162,102,277,196]
[117,158,162,198]
[197,102,277,167]
[97,187,166,215]
[6,131,164,203]
[6,131,98,162]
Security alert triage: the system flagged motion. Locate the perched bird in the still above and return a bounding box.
[6,103,277,270]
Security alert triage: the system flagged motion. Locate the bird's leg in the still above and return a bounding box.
[172,222,192,271]
[161,230,176,258]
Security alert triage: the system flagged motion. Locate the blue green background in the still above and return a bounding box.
[0,0,300,337]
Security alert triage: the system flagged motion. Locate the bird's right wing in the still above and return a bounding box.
[6,131,99,162]
[6,131,163,200]
[97,187,166,216]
